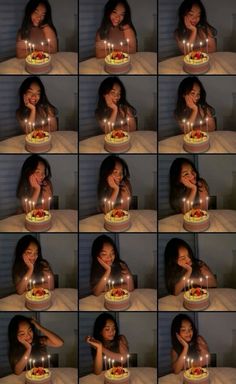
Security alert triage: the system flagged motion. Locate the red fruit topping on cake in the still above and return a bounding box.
[190,287,204,296]
[111,366,126,375]
[32,130,47,139]
[31,209,47,218]
[111,51,125,60]
[190,208,205,218]
[31,51,47,60]
[31,367,47,376]
[111,130,126,139]
[190,129,205,139]
[189,51,205,60]
[32,287,47,296]
[111,209,126,218]
[190,367,204,375]
[111,288,126,297]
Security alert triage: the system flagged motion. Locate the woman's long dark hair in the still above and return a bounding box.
[18,0,57,40]
[16,76,57,121]
[175,0,217,41]
[95,77,137,122]
[97,155,130,202]
[16,155,52,199]
[97,0,137,40]
[90,235,129,289]
[171,314,199,358]
[91,313,120,358]
[12,235,52,284]
[8,315,38,371]
[169,158,203,213]
[165,238,204,294]
[175,76,215,122]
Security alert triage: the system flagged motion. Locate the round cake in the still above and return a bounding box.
[183,130,210,153]
[104,209,131,232]
[183,367,209,384]
[25,51,52,74]
[25,367,52,384]
[104,367,130,384]
[104,51,131,74]
[25,287,52,311]
[104,130,130,153]
[25,209,52,232]
[183,209,210,232]
[104,288,130,311]
[25,130,52,153]
[183,287,209,311]
[183,51,210,74]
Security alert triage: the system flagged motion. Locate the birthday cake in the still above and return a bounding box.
[25,51,52,74]
[183,51,210,74]
[104,51,131,74]
[104,209,131,232]
[183,367,209,384]
[104,130,130,153]
[25,287,52,311]
[25,367,52,384]
[104,367,130,384]
[183,287,209,311]
[104,288,130,311]
[183,209,210,232]
[25,209,52,232]
[183,130,210,153]
[25,130,52,153]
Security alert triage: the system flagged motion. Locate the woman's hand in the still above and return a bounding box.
[30,318,41,330]
[107,175,119,191]
[104,94,118,111]
[184,15,197,32]
[181,176,197,190]
[182,263,192,274]
[184,95,198,111]
[23,95,36,111]
[176,333,189,349]
[97,257,111,272]
[29,174,41,190]
[18,336,32,350]
[23,254,34,271]
[86,336,102,349]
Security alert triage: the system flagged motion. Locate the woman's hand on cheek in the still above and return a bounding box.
[107,175,119,190]
[18,336,32,350]
[29,174,40,190]
[176,333,189,348]
[23,254,34,270]
[97,257,111,272]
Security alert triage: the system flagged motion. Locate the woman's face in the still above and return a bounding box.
[187,83,201,104]
[177,246,192,268]
[31,3,47,27]
[186,4,201,26]
[106,83,121,105]
[33,161,46,184]
[180,163,197,185]
[110,3,126,27]
[179,320,193,343]
[17,321,33,344]
[111,161,123,184]
[25,82,41,106]
[98,242,115,266]
[101,319,116,341]
[23,242,39,264]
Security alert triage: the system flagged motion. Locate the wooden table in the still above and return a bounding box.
[0,288,78,311]
[0,131,78,153]
[159,131,236,154]
[79,210,157,232]
[79,131,157,153]
[0,210,78,232]
[159,367,236,383]
[159,210,236,232]
[79,289,157,311]
[159,52,236,75]
[0,52,78,74]
[0,368,77,384]
[80,367,157,384]
[79,52,157,74]
[159,288,236,311]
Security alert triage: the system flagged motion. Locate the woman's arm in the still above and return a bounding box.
[13,338,32,375]
[200,263,217,287]
[120,262,134,291]
[41,25,58,53]
[31,319,64,347]
[92,257,112,296]
[171,346,188,374]
[95,32,107,59]
[86,336,103,375]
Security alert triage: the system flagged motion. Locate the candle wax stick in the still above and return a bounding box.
[126,38,129,54]
[48,355,50,368]
[183,277,186,292]
[127,354,130,368]
[104,356,107,370]
[182,40,186,55]
[47,39,50,54]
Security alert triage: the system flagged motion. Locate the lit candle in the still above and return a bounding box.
[104,356,107,370]
[112,280,115,289]
[127,196,130,210]
[206,38,209,54]
[112,122,115,132]
[187,121,190,133]
[200,199,203,210]
[47,117,51,132]
[41,278,45,285]
[127,354,130,368]
[126,38,129,54]
[200,120,203,131]
[25,355,28,370]
[42,199,45,210]
[104,277,107,291]
[42,120,45,130]
[127,117,129,133]
[111,201,114,210]
[107,42,111,55]
[33,359,35,368]
[187,42,190,54]
[104,198,107,213]
[29,200,32,212]
[29,122,32,133]
[32,44,35,52]
[32,122,35,131]
[29,358,32,370]
[200,356,203,365]
[108,279,111,290]
[121,357,123,368]
[120,120,124,130]
[33,280,35,288]
[182,119,186,134]
[103,119,107,134]
[191,280,194,289]
[187,279,190,291]
[29,43,32,53]
[206,196,209,211]
[206,275,209,290]
[108,121,111,133]
[29,279,32,290]
[206,354,209,369]
[47,355,51,368]
[120,278,124,286]
[111,44,114,52]
[183,276,186,292]
[120,41,123,54]
[187,200,190,212]
[104,40,107,56]
[108,200,111,212]
[191,359,194,368]
[48,196,52,210]
[32,201,35,210]
[24,40,28,56]
[191,122,193,131]
[42,357,44,368]
[47,38,51,54]
[200,41,202,51]
[25,119,28,133]
[187,358,190,369]
[47,275,51,289]
[24,198,28,213]
[205,117,209,133]
[120,198,124,206]
[182,198,186,213]
[108,358,111,369]
[127,275,130,291]
[191,43,193,51]
[41,42,44,52]
[182,40,186,55]
[200,277,203,289]
[184,356,186,370]
[112,359,114,368]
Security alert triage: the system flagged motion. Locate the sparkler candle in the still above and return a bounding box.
[206,275,209,290]
[182,40,186,55]
[104,356,107,370]
[47,355,51,368]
